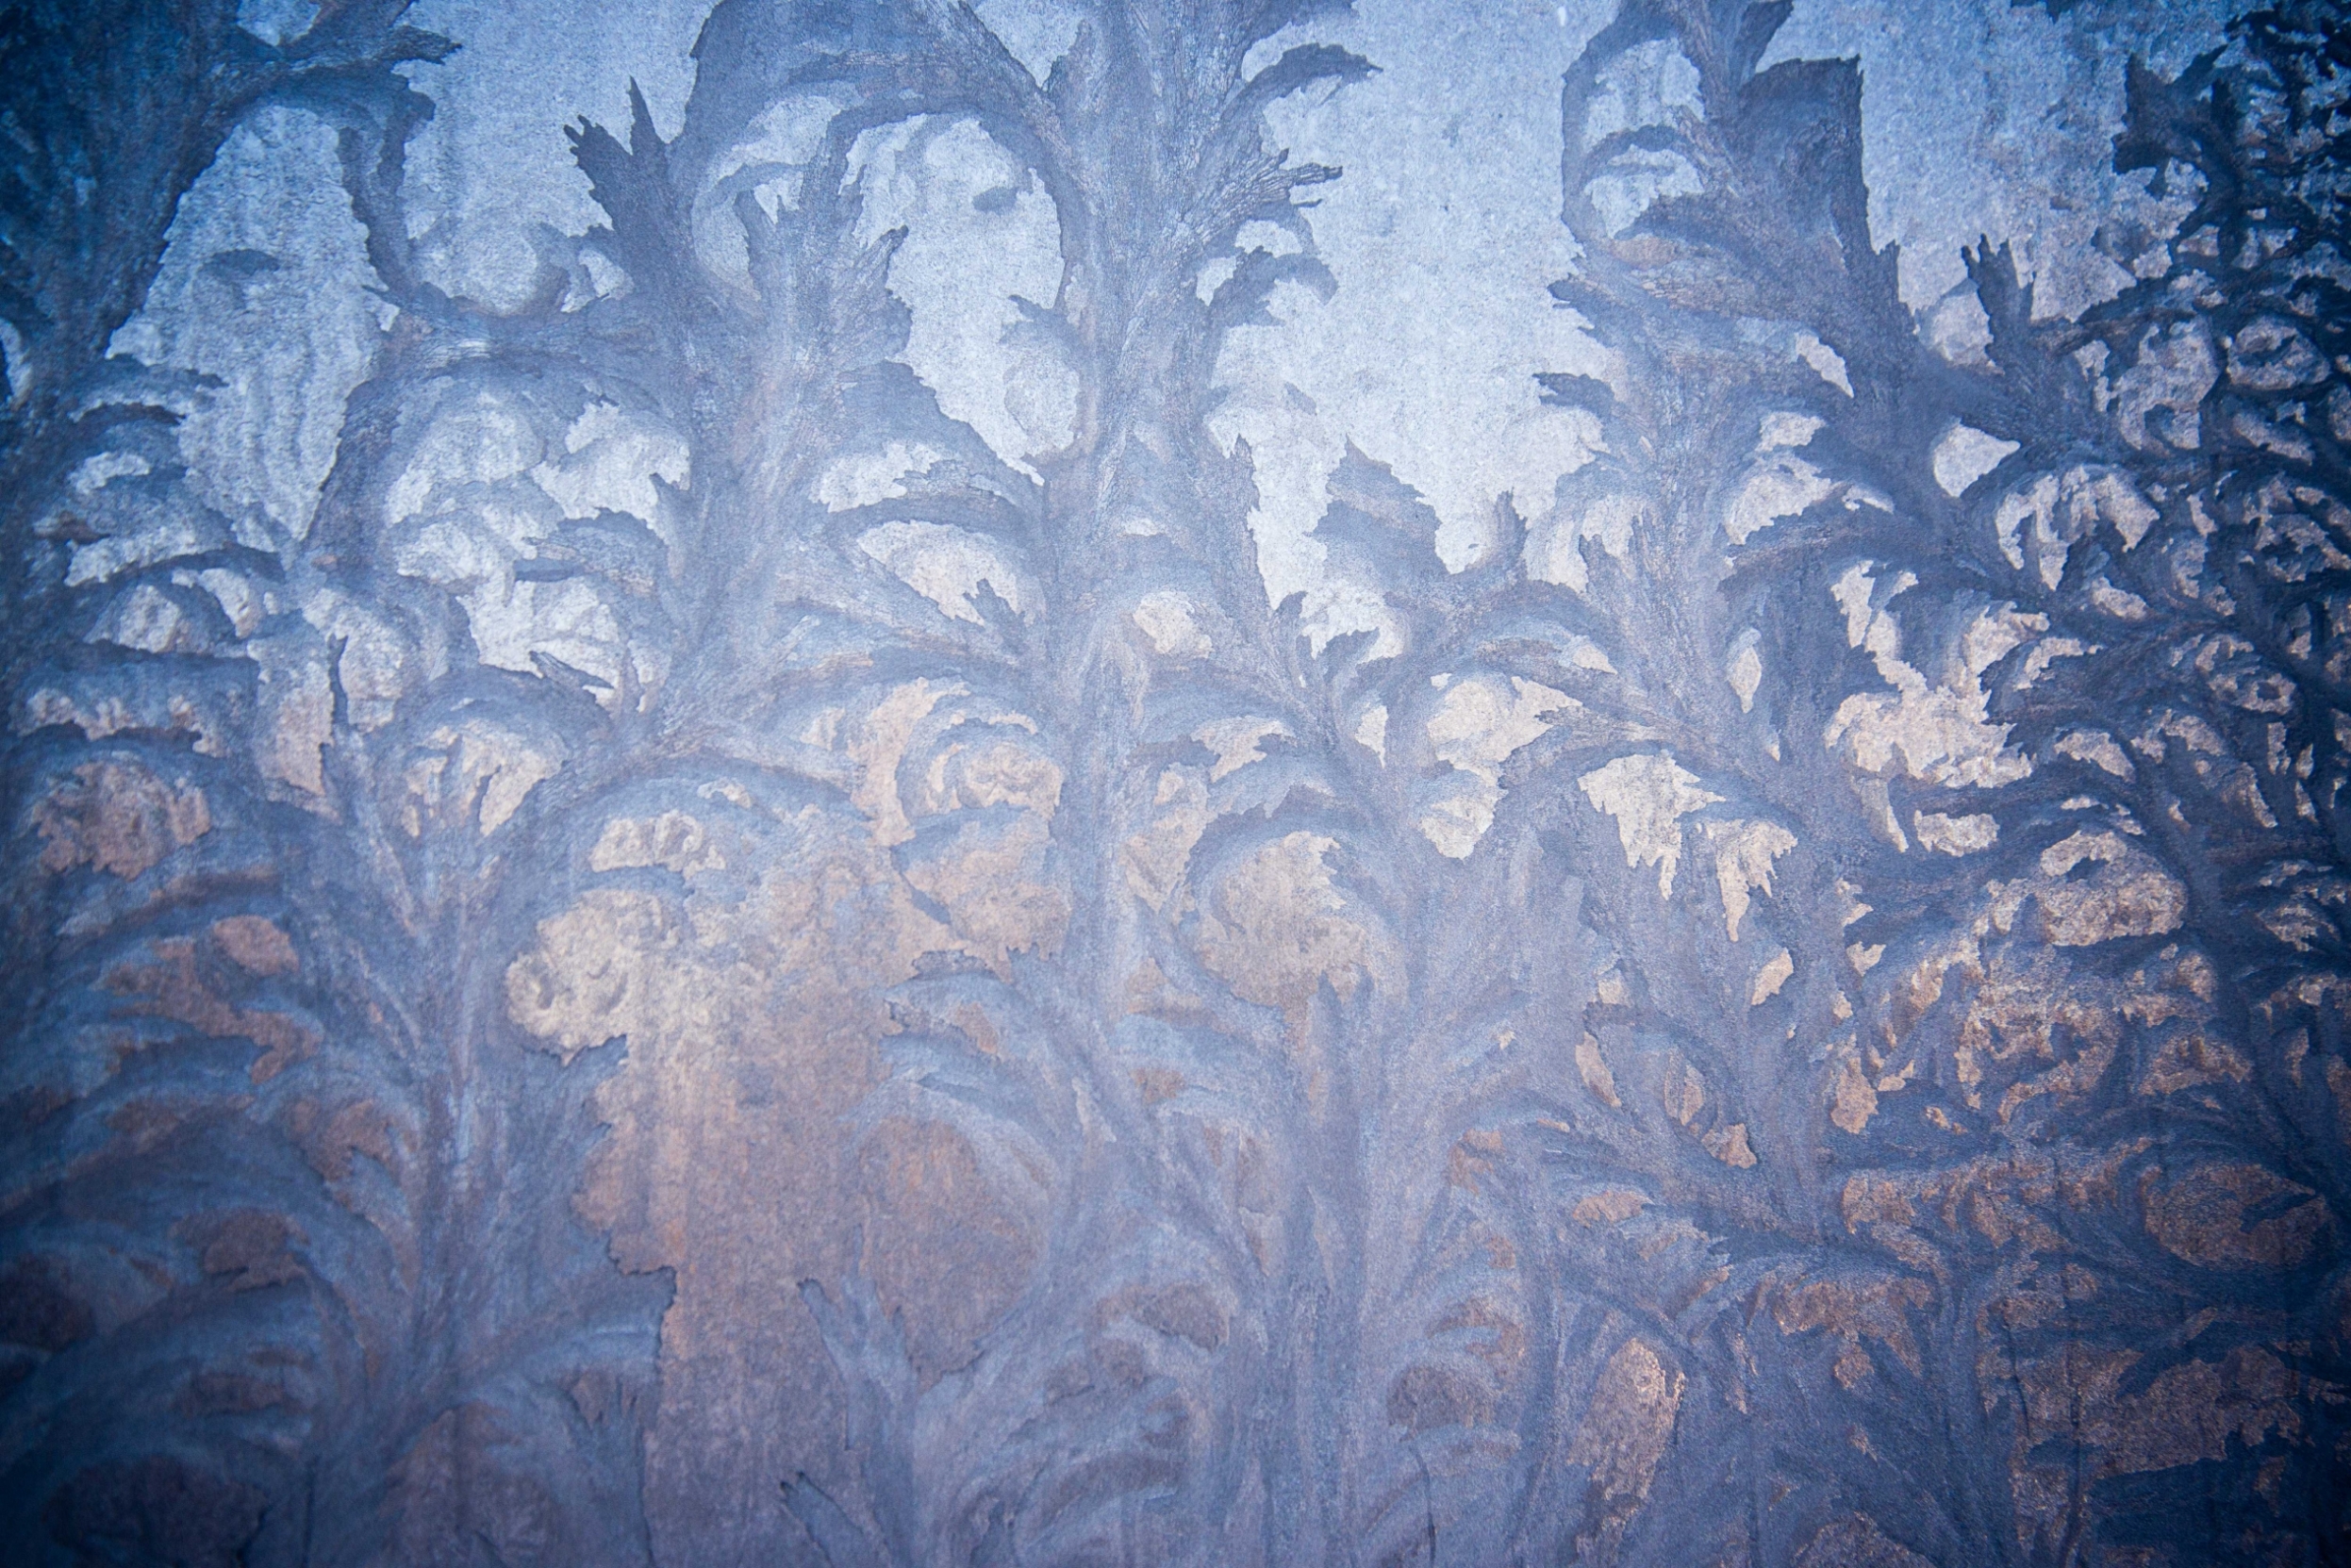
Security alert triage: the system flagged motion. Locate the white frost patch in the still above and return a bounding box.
[300,587,415,731]
[817,442,947,512]
[400,0,700,312]
[1759,412,1825,450]
[1960,604,2045,678]
[1929,421,2018,498]
[1233,219,1303,257]
[1132,590,1214,658]
[856,117,1075,476]
[1725,454,1837,545]
[1995,476,2060,577]
[2056,729,2135,780]
[1559,634,1616,673]
[112,104,387,543]
[0,317,29,404]
[1749,948,1795,1006]
[87,585,199,654]
[709,96,841,206]
[1586,150,1703,238]
[532,402,688,533]
[182,568,263,636]
[1855,777,1909,850]
[1923,285,1993,367]
[972,0,1084,87]
[1420,675,1567,856]
[2113,321,2217,452]
[2086,576,2150,620]
[1528,491,1642,591]
[67,518,213,587]
[70,452,152,495]
[590,810,725,873]
[1354,703,1390,764]
[2017,635,2094,687]
[481,581,625,692]
[2105,483,2161,550]
[1794,330,1853,395]
[241,635,328,790]
[563,248,629,312]
[1726,629,1763,713]
[1705,818,1797,940]
[1913,811,1998,855]
[1577,41,1704,229]
[2042,830,2120,879]
[1203,305,1377,646]
[2137,709,2227,763]
[1212,4,1611,609]
[403,718,564,836]
[393,497,636,704]
[388,397,542,524]
[1822,562,2032,788]
[693,92,846,289]
[1763,0,2235,315]
[1990,828,2188,946]
[1993,466,2159,586]
[1579,752,1724,896]
[472,736,560,834]
[856,521,1030,623]
[1194,717,1288,781]
[1580,37,1702,147]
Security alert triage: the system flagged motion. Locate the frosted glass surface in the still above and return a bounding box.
[4,1,2345,1561]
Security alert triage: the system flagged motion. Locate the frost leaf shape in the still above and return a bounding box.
[1929,421,2017,497]
[1565,1338,1685,1560]
[1823,563,2031,788]
[1705,818,1796,940]
[1579,752,1723,896]
[857,521,1031,622]
[1986,830,2188,946]
[1421,675,1566,856]
[1912,811,1997,856]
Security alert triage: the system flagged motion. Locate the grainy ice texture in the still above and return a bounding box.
[2,0,2347,1562]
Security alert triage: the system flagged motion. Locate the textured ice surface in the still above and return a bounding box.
[1766,0,2241,310]
[401,0,707,308]
[110,106,388,544]
[8,0,2345,1563]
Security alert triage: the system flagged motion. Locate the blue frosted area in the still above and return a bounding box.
[2,1,2343,1562]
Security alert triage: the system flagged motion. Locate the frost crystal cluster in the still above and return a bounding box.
[3,0,2347,1562]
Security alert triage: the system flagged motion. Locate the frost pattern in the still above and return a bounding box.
[5,1,2347,1564]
